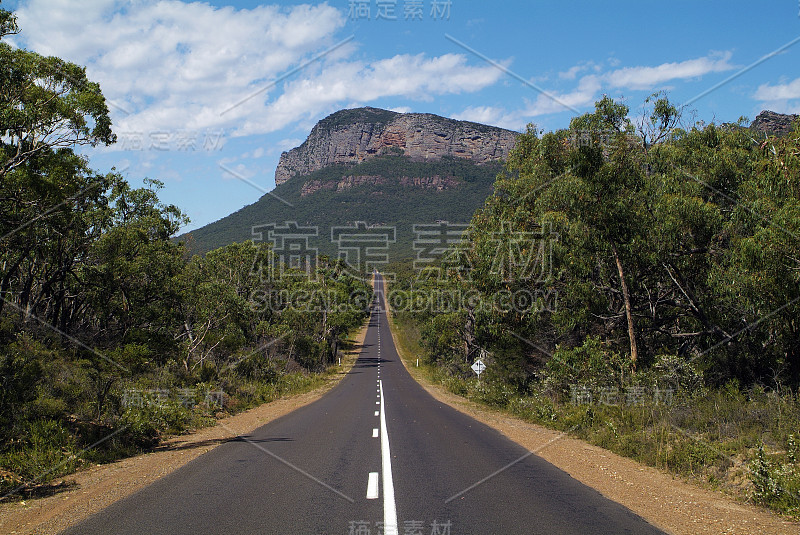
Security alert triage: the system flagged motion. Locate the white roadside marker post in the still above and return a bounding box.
[471,358,486,383]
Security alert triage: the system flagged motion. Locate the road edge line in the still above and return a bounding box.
[379,379,398,535]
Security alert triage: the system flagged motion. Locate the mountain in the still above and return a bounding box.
[750,110,798,137]
[181,107,518,261]
[275,107,518,185]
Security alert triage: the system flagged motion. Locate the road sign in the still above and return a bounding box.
[471,359,486,376]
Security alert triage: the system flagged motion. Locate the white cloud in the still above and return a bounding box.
[452,106,505,125]
[221,146,268,163]
[389,106,413,113]
[559,65,584,80]
[217,156,239,167]
[605,51,734,90]
[451,106,523,131]
[234,53,506,136]
[452,74,602,132]
[455,51,739,130]
[276,138,304,152]
[15,1,347,135]
[751,77,800,114]
[754,78,800,101]
[559,62,597,80]
[522,74,602,117]
[218,160,257,181]
[12,1,507,146]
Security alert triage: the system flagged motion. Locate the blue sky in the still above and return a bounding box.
[5,0,800,231]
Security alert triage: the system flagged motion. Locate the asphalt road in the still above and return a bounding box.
[62,274,665,535]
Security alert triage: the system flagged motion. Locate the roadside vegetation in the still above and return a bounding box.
[0,9,369,500]
[388,95,800,517]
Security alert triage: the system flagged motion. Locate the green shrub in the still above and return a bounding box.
[543,336,629,399]
[0,419,78,497]
[466,378,515,407]
[118,396,193,448]
[749,442,800,514]
[646,353,704,391]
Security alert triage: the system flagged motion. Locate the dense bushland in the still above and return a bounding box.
[390,96,800,515]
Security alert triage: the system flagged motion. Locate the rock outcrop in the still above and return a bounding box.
[299,174,460,197]
[397,175,459,190]
[750,110,798,138]
[275,107,518,185]
[336,175,387,192]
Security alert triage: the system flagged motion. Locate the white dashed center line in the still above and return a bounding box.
[366,472,379,500]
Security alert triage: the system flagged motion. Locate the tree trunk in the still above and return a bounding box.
[612,242,638,371]
[463,306,476,363]
[183,321,195,372]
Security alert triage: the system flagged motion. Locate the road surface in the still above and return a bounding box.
[62,274,664,535]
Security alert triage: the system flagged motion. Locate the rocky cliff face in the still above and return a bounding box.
[300,175,388,196]
[275,107,518,185]
[299,174,460,197]
[750,110,798,137]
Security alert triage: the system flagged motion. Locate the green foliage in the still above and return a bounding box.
[395,95,800,516]
[0,7,19,38]
[749,443,800,514]
[544,337,630,398]
[0,335,49,440]
[0,420,78,497]
[0,14,372,500]
[181,154,503,258]
[406,95,800,391]
[118,396,194,448]
[423,350,800,516]
[0,25,115,179]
